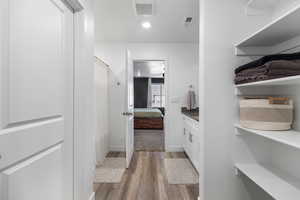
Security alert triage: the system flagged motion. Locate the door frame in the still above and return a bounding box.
[131,56,169,152]
[62,2,84,200]
[62,1,86,200]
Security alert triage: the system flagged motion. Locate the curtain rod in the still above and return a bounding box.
[94,56,109,67]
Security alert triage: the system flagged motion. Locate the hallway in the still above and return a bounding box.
[94,152,199,200]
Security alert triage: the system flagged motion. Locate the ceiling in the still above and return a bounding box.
[94,0,199,43]
[246,0,279,9]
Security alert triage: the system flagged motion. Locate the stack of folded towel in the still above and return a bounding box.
[235,52,300,84]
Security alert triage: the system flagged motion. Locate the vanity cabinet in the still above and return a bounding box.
[182,115,200,172]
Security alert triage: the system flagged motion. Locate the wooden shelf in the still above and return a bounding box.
[235,163,300,200]
[235,75,300,88]
[235,124,300,150]
[235,4,300,56]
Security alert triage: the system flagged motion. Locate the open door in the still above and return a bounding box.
[124,50,134,168]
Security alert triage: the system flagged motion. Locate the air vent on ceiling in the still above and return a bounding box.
[184,17,193,27]
[134,0,155,16]
[185,17,193,23]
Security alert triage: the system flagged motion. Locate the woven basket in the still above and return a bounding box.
[239,97,293,131]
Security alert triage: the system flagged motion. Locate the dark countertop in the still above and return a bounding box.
[181,107,199,122]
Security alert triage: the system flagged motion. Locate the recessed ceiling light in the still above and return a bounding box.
[142,21,152,29]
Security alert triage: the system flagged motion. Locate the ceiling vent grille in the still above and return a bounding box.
[185,17,193,23]
[134,0,155,16]
[184,17,193,27]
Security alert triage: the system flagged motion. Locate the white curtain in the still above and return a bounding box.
[147,78,152,108]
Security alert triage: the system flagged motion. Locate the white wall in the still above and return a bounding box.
[74,0,95,200]
[272,0,300,19]
[94,59,109,165]
[95,42,199,151]
[198,0,272,199]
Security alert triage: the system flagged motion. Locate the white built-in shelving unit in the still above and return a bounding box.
[235,4,300,56]
[235,163,300,200]
[235,124,300,150]
[234,3,300,199]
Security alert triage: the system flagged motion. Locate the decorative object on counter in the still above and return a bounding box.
[187,85,196,110]
[239,96,293,131]
[234,52,300,84]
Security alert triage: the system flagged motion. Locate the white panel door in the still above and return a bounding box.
[124,50,134,168]
[0,0,74,199]
[1,145,62,200]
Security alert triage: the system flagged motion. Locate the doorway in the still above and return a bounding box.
[133,60,166,152]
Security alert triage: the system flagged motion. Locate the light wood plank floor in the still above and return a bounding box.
[94,151,199,200]
[134,129,165,152]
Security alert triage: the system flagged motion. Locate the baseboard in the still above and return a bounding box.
[165,145,184,152]
[88,192,95,200]
[109,145,125,152]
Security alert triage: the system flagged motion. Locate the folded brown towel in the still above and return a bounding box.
[235,60,300,84]
[237,60,300,75]
[235,52,300,74]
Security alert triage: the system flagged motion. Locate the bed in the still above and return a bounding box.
[134,108,164,130]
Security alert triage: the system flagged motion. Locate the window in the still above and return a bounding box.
[151,84,165,107]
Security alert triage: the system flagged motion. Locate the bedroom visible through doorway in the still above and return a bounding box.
[133,60,166,152]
